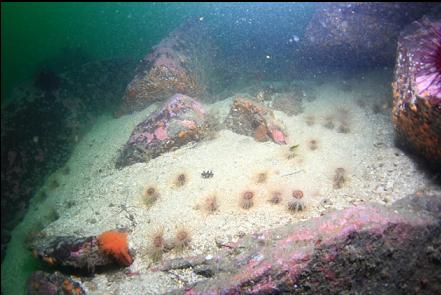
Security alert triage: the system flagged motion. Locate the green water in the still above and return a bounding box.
[1,2,201,107]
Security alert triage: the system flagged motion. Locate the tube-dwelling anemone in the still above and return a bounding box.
[174,228,191,251]
[174,172,188,187]
[240,191,255,210]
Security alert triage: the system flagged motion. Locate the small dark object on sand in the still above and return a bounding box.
[201,170,214,179]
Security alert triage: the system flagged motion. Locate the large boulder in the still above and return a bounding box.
[224,97,287,144]
[116,94,207,168]
[157,193,441,294]
[118,20,217,114]
[392,12,441,168]
[301,3,437,67]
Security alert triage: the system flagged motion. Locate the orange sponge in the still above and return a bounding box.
[97,230,133,266]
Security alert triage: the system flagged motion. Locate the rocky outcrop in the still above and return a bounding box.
[116,94,207,168]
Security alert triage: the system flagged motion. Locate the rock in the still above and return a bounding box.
[224,97,287,144]
[119,20,217,114]
[116,94,207,168]
[1,58,136,261]
[157,193,441,294]
[301,3,437,67]
[27,271,85,295]
[31,235,113,271]
[392,11,441,168]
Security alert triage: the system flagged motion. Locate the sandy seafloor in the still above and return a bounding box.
[2,70,440,294]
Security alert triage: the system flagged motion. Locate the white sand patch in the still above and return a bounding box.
[2,70,438,295]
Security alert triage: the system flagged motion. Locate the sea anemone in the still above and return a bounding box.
[268,191,283,204]
[308,139,318,151]
[255,172,268,184]
[204,195,219,213]
[413,17,441,99]
[149,228,165,261]
[288,190,305,213]
[288,199,305,213]
[240,191,255,210]
[323,115,335,129]
[292,190,304,199]
[335,108,351,134]
[174,228,191,251]
[143,186,160,207]
[174,173,188,187]
[97,230,133,266]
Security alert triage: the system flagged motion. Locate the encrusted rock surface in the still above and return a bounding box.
[157,193,441,294]
[27,271,85,295]
[302,3,437,67]
[224,97,287,144]
[116,94,207,168]
[119,20,217,114]
[392,11,441,168]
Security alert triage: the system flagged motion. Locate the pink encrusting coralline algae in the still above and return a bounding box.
[269,126,287,144]
[154,126,169,141]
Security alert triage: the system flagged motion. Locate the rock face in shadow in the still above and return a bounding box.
[116,93,207,168]
[301,3,438,67]
[392,11,441,169]
[156,193,441,294]
[1,58,136,261]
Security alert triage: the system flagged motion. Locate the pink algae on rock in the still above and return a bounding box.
[269,126,287,144]
[154,126,169,141]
